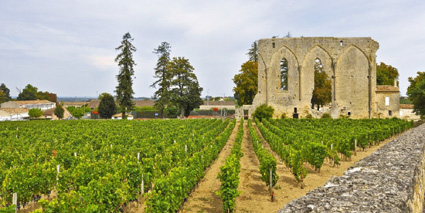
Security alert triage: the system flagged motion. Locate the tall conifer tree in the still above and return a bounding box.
[115,32,136,119]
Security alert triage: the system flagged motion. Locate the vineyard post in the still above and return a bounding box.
[13,192,17,213]
[185,144,187,154]
[137,152,140,161]
[74,152,77,157]
[269,168,274,202]
[141,174,144,195]
[56,165,60,182]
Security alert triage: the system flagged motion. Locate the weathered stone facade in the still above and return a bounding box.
[250,37,399,119]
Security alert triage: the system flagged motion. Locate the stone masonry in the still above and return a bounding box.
[250,37,399,119]
[279,124,425,213]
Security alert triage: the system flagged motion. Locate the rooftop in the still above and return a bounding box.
[376,85,399,92]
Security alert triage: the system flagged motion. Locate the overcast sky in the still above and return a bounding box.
[1,0,424,98]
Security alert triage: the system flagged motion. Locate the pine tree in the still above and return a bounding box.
[151,42,172,118]
[115,32,136,119]
[247,41,258,62]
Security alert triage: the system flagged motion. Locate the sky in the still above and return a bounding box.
[1,0,424,98]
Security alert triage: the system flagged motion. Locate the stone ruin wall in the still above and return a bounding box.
[279,123,425,212]
[251,37,384,119]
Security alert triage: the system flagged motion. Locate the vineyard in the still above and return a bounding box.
[0,117,414,212]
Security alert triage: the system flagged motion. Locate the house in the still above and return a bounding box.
[400,104,421,121]
[112,113,134,120]
[62,102,88,108]
[88,100,100,110]
[43,107,72,120]
[0,108,29,121]
[375,85,400,118]
[1,100,56,110]
[199,101,236,110]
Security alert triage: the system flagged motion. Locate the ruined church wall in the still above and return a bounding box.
[252,37,380,119]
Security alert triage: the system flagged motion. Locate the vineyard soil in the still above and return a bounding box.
[178,121,401,212]
[181,121,240,212]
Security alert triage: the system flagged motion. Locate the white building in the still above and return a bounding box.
[112,113,134,120]
[0,108,29,121]
[1,100,56,110]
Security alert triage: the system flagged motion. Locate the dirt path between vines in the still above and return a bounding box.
[245,122,402,212]
[180,121,240,213]
[234,120,270,212]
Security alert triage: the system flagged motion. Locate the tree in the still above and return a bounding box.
[98,93,117,119]
[28,108,43,118]
[253,104,274,121]
[115,32,136,119]
[247,41,258,62]
[407,71,425,118]
[17,84,51,101]
[377,62,399,85]
[0,91,8,104]
[151,42,172,118]
[233,61,258,105]
[0,83,11,101]
[168,57,203,118]
[311,59,332,110]
[54,104,64,120]
[66,106,84,119]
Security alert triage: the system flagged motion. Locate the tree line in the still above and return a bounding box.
[1,32,204,120]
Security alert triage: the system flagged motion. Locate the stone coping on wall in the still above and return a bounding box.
[279,123,425,213]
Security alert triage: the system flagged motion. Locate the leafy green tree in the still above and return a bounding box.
[247,41,258,62]
[98,93,117,119]
[54,104,64,120]
[407,71,425,118]
[0,83,11,101]
[233,61,258,105]
[311,59,332,110]
[168,57,203,118]
[115,32,136,119]
[17,84,51,101]
[253,104,274,121]
[0,91,7,104]
[151,42,172,118]
[28,108,43,118]
[377,62,399,85]
[66,106,84,119]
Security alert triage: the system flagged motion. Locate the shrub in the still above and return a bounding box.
[165,106,179,118]
[253,104,274,121]
[29,108,43,118]
[305,114,313,119]
[321,113,332,119]
[281,113,287,119]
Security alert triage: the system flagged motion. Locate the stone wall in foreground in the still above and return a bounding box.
[279,124,425,213]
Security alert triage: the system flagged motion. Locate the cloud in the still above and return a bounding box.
[0,0,424,97]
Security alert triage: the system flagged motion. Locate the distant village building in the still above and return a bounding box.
[400,104,421,121]
[62,102,87,108]
[112,113,134,120]
[1,100,56,110]
[0,108,29,121]
[199,101,236,110]
[43,107,72,120]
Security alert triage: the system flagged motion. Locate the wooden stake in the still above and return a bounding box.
[13,193,17,213]
[141,174,144,195]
